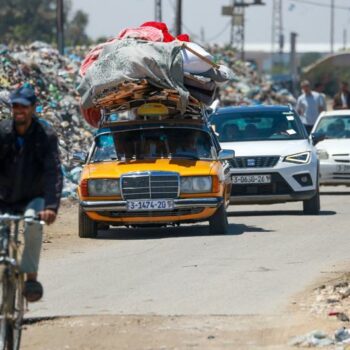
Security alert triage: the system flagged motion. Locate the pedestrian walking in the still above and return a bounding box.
[314,82,327,111]
[296,80,325,134]
[333,81,350,110]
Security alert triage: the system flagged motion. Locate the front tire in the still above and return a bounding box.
[209,204,229,235]
[303,188,320,215]
[79,206,98,238]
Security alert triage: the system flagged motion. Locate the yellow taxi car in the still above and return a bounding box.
[75,118,233,237]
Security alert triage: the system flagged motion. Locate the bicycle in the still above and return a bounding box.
[0,214,43,350]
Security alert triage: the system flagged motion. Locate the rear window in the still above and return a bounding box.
[210,110,306,142]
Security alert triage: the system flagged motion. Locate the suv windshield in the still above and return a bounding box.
[210,110,306,142]
[91,128,215,162]
[314,116,350,139]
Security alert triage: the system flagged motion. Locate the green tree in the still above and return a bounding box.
[66,10,90,46]
[300,52,322,69]
[0,0,89,46]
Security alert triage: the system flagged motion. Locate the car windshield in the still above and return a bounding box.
[91,128,215,162]
[210,110,306,142]
[314,116,350,139]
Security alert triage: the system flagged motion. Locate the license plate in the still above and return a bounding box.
[232,175,271,184]
[336,164,350,173]
[127,199,174,211]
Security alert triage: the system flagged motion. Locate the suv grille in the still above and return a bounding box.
[230,156,279,168]
[121,172,179,200]
[231,173,293,196]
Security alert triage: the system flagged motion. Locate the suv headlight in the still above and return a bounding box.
[284,151,311,164]
[317,149,329,160]
[88,179,120,196]
[181,176,212,193]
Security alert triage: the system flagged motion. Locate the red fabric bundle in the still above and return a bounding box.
[80,105,101,128]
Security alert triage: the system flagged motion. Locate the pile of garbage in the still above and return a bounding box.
[290,274,350,348]
[0,41,93,198]
[207,45,296,107]
[290,328,350,347]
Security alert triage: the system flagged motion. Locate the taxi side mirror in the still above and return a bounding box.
[72,151,87,164]
[218,149,235,160]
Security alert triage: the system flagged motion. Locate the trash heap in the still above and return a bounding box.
[0,41,93,198]
[77,21,235,127]
[207,45,296,107]
[289,274,350,348]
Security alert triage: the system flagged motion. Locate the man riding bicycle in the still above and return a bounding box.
[0,85,63,302]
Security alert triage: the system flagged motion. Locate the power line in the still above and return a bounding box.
[206,21,231,42]
[288,0,350,10]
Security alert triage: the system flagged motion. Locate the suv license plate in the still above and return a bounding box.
[127,199,174,211]
[232,175,271,184]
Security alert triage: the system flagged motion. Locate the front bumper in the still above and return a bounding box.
[80,197,223,211]
[230,190,316,204]
[319,161,350,185]
[80,197,223,225]
[229,161,318,204]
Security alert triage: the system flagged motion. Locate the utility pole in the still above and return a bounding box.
[231,0,245,60]
[343,28,347,50]
[271,0,284,67]
[222,0,265,61]
[330,0,335,54]
[56,0,64,55]
[290,32,298,96]
[175,0,182,36]
[155,0,162,22]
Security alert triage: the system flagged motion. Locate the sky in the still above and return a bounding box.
[71,0,350,52]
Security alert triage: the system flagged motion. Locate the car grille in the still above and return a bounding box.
[121,172,179,200]
[332,173,350,180]
[98,208,203,218]
[231,173,293,196]
[230,156,280,168]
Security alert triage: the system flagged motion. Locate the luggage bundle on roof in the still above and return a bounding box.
[77,22,235,127]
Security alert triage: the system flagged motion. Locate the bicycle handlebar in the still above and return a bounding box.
[0,214,45,225]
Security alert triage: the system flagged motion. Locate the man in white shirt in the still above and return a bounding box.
[296,80,325,134]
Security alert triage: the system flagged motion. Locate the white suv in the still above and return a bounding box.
[210,105,320,214]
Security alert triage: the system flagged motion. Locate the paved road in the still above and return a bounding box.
[29,186,350,317]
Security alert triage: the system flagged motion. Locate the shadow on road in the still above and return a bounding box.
[97,223,272,240]
[228,210,336,217]
[321,191,350,196]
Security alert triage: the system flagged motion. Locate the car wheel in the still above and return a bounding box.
[79,205,98,238]
[303,188,320,215]
[209,204,229,235]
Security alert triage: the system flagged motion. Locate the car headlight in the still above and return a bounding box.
[88,179,120,196]
[181,176,212,193]
[284,151,311,164]
[317,149,329,160]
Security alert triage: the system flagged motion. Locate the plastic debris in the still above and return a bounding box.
[289,330,334,347]
[0,42,93,199]
[335,328,350,343]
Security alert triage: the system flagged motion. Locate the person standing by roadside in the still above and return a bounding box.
[333,81,350,110]
[314,82,327,111]
[0,85,63,302]
[296,80,325,134]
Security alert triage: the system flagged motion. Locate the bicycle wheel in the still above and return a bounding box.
[5,274,24,350]
[0,269,11,350]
